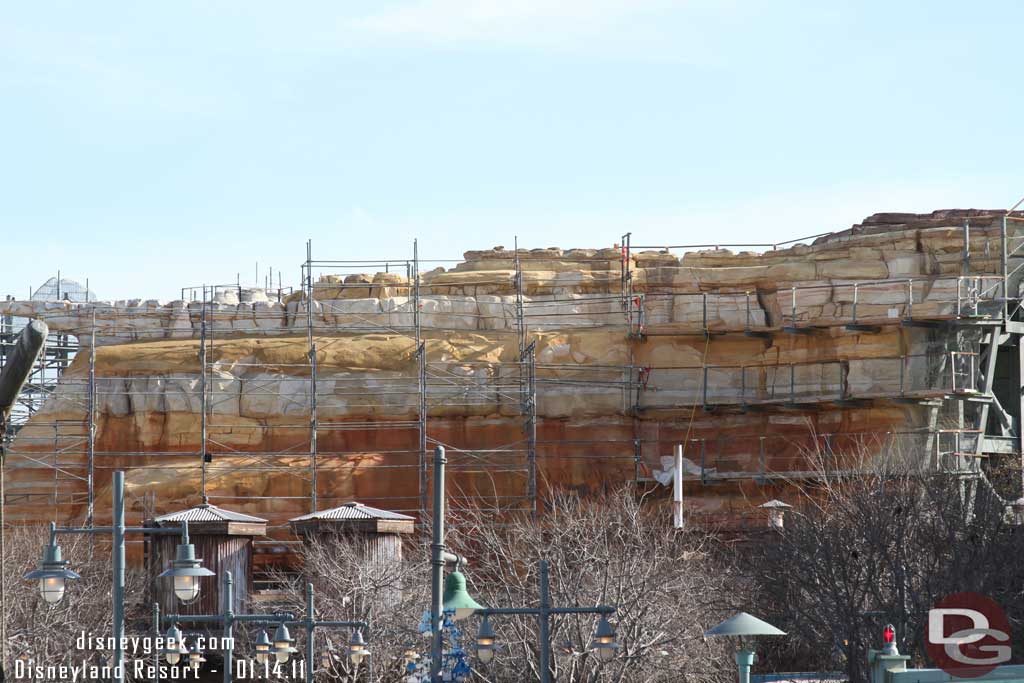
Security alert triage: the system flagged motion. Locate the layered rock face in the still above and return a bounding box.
[2,209,1016,555]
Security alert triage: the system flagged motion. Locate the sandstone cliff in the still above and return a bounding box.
[2,209,1017,561]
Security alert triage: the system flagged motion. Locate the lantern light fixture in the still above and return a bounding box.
[589,616,621,663]
[442,571,484,621]
[475,617,498,664]
[272,623,297,664]
[187,640,206,670]
[24,542,81,605]
[254,630,272,665]
[349,629,371,666]
[157,523,215,603]
[161,625,187,665]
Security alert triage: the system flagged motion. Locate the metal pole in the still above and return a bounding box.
[963,218,971,273]
[200,288,208,499]
[759,437,766,481]
[153,602,160,683]
[305,583,315,683]
[224,571,234,683]
[1,433,5,680]
[306,240,318,512]
[736,649,755,683]
[430,446,446,683]
[524,342,538,517]
[414,240,427,517]
[1001,215,1009,320]
[702,292,708,335]
[113,471,126,683]
[418,343,428,516]
[673,444,684,529]
[515,238,526,357]
[86,311,96,527]
[538,560,552,683]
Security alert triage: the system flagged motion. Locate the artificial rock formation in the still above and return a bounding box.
[2,209,1018,560]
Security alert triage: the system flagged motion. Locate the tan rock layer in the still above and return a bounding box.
[3,210,1002,566]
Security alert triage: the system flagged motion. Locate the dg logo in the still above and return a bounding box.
[927,592,1011,677]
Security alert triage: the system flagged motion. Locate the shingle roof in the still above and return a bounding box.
[289,502,415,522]
[153,503,267,524]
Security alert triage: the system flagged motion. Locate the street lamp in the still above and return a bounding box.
[428,445,481,682]
[471,614,620,668]
[23,471,209,683]
[272,623,297,663]
[555,640,574,663]
[349,629,371,665]
[164,576,369,683]
[187,640,206,670]
[471,560,618,681]
[158,526,215,602]
[590,616,620,662]
[424,446,619,683]
[24,542,80,604]
[704,612,786,683]
[162,624,187,665]
[475,617,497,664]
[254,630,272,665]
[320,638,337,671]
[443,570,484,621]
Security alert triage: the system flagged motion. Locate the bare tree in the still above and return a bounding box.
[446,488,737,683]
[273,532,433,682]
[1,525,146,680]
[283,489,738,683]
[747,463,1024,683]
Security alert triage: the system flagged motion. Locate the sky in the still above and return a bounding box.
[2,1,1023,301]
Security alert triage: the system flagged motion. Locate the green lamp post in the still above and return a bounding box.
[429,445,479,682]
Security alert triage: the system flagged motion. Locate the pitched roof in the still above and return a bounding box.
[153,503,267,524]
[289,502,415,522]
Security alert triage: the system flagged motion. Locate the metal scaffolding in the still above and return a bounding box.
[4,212,1024,549]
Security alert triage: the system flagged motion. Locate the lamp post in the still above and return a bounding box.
[164,573,371,683]
[704,612,786,683]
[425,446,618,682]
[23,470,211,683]
[475,560,618,682]
[429,445,479,683]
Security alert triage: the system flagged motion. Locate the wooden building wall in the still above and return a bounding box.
[146,533,254,618]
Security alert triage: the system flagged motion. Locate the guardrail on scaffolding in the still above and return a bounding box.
[7,216,1022,525]
[633,351,979,411]
[648,428,985,485]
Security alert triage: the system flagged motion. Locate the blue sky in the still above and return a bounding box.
[2,1,1023,300]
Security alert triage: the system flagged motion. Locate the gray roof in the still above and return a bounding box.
[153,503,267,524]
[704,612,786,637]
[758,499,793,509]
[290,502,415,522]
